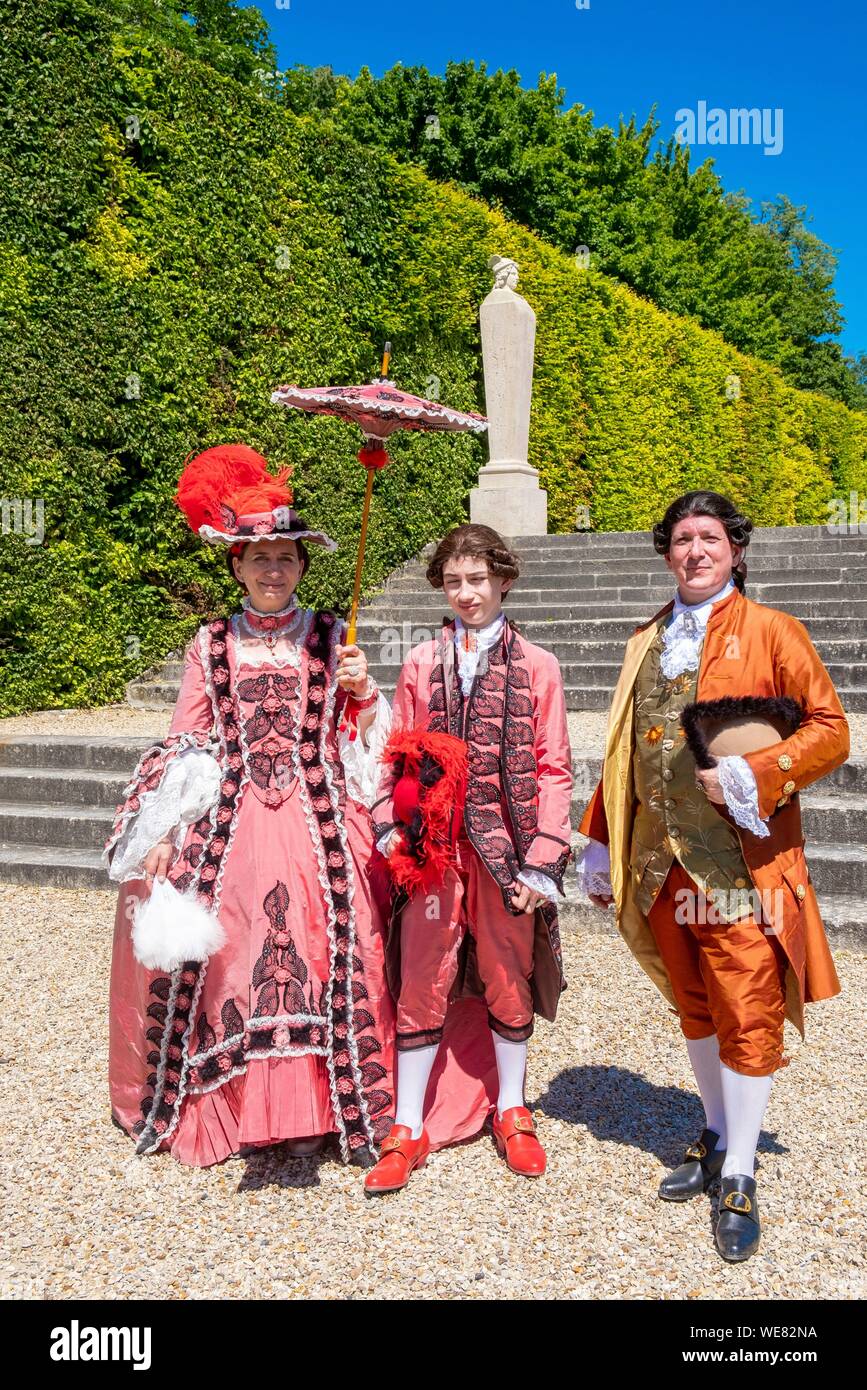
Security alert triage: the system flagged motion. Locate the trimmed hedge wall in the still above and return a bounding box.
[0,1,864,714]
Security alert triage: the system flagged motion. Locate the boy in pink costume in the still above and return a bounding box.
[105,445,395,1167]
[365,524,573,1190]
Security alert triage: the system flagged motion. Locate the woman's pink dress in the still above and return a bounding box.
[105,604,395,1166]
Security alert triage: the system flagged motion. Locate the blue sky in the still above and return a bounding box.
[255,0,865,358]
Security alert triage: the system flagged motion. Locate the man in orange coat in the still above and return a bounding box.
[576,491,849,1262]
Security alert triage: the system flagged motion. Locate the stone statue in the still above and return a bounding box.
[470,255,548,535]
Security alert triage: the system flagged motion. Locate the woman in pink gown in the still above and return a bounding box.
[104,445,395,1167]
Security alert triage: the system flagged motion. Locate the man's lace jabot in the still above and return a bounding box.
[659,579,735,680]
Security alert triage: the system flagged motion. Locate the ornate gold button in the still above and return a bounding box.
[796,883,806,900]
[662,740,674,751]
[782,779,796,795]
[662,769,674,782]
[777,797,789,808]
[777,754,793,771]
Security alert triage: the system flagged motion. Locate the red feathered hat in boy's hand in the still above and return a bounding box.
[379,728,469,895]
[174,443,337,553]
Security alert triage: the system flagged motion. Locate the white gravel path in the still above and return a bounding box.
[2,882,863,1301]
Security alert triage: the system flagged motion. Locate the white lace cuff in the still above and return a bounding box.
[517,867,559,902]
[376,827,402,858]
[575,838,612,898]
[339,691,392,808]
[716,755,770,839]
[107,748,222,883]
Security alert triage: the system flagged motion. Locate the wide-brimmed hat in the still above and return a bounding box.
[175,443,337,551]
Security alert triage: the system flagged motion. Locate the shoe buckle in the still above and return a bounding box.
[512,1115,535,1133]
[723,1191,752,1215]
[381,1137,402,1153]
[685,1142,707,1161]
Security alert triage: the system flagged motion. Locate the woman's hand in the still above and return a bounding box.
[694,766,725,804]
[143,837,175,883]
[335,642,370,697]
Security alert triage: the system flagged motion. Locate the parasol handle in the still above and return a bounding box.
[379,340,391,380]
[346,466,376,646]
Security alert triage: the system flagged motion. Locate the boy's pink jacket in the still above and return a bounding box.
[373,615,574,908]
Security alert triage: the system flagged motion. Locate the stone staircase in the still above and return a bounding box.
[126,525,867,711]
[1,524,865,948]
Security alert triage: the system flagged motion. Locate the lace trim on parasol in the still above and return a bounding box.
[269,384,488,433]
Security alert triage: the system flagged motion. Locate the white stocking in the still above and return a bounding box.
[491,1032,528,1117]
[720,1064,773,1179]
[686,1034,727,1149]
[394,1044,439,1139]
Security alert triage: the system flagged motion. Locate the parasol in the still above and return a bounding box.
[270,344,487,642]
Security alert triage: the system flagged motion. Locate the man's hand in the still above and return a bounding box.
[510,882,546,915]
[143,837,175,883]
[588,892,614,910]
[694,766,725,804]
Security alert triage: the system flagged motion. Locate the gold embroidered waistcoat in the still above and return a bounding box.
[631,628,753,921]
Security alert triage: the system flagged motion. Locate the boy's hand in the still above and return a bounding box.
[510,882,546,915]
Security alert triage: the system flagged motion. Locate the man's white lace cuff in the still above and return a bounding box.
[575,838,612,898]
[716,754,770,839]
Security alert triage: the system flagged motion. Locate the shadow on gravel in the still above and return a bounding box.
[237,1142,329,1192]
[532,1065,788,1167]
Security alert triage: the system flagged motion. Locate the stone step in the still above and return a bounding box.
[3,739,861,795]
[565,790,867,843]
[364,583,867,610]
[0,844,108,890]
[505,530,867,552]
[509,525,863,542]
[0,802,114,851]
[0,734,155,772]
[351,635,867,666]
[563,685,867,713]
[503,545,867,568]
[3,842,864,948]
[556,886,867,952]
[362,657,867,688]
[361,599,867,624]
[0,766,131,808]
[380,564,867,589]
[126,679,867,714]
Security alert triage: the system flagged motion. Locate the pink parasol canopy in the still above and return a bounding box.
[270,348,488,644]
[269,380,488,449]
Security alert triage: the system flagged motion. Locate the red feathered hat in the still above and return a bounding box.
[379,728,468,894]
[175,444,337,551]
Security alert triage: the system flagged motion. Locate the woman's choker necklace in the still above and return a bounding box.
[242,594,299,622]
[240,595,301,646]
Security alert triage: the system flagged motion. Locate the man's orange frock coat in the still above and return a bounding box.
[578,587,849,1035]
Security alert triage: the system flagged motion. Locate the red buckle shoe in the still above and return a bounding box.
[492,1106,546,1177]
[363,1125,431,1195]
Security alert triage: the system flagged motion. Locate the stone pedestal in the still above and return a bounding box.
[470,257,547,536]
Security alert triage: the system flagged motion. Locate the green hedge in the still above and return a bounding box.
[0,1,864,714]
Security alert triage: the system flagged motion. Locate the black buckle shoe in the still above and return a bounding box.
[715,1174,760,1262]
[658,1128,726,1202]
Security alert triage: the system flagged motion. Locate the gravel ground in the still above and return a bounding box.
[2,881,864,1301]
[3,706,867,757]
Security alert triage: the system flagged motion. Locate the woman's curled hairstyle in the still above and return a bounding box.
[652,491,753,592]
